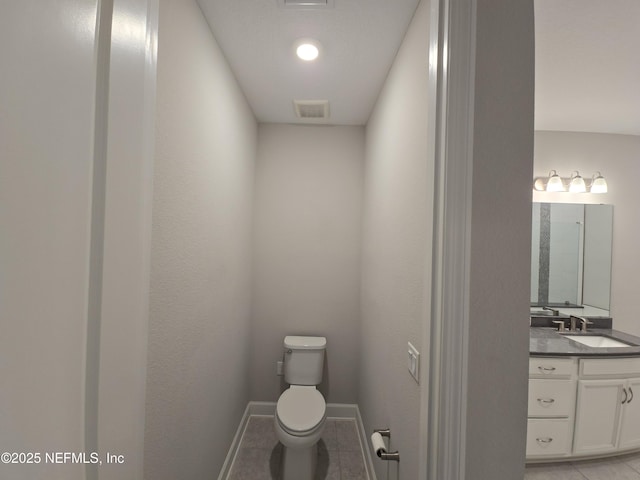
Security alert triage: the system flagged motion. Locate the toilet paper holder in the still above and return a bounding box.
[371,429,400,462]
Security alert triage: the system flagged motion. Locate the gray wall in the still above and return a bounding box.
[465,0,534,477]
[534,131,640,335]
[359,1,433,478]
[251,124,365,403]
[144,0,257,478]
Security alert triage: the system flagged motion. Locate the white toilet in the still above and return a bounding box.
[274,335,327,480]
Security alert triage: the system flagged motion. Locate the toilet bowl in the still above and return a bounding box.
[275,385,326,480]
[275,385,326,442]
[275,336,327,480]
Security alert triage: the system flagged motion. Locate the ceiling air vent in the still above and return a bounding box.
[279,0,334,9]
[293,100,330,121]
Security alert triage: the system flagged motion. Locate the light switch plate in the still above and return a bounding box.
[407,342,420,384]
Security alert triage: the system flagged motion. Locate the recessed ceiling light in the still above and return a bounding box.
[295,40,320,61]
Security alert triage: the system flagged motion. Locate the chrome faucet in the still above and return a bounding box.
[570,315,593,333]
[552,320,566,332]
[579,317,594,332]
[570,316,577,332]
[543,306,560,316]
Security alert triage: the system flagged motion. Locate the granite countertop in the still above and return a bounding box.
[530,327,640,357]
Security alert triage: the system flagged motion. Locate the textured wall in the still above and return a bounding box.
[251,124,364,404]
[466,0,534,477]
[144,0,257,478]
[359,1,433,478]
[534,131,640,335]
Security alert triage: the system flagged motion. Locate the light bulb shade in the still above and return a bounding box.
[569,172,587,193]
[546,171,565,192]
[533,178,546,191]
[590,173,608,193]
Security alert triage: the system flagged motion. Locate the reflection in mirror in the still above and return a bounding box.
[531,203,613,313]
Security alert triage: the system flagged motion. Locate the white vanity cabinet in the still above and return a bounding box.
[526,357,577,459]
[527,354,640,462]
[573,379,626,454]
[573,358,640,455]
[619,377,640,450]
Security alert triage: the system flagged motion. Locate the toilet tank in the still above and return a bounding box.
[283,336,326,385]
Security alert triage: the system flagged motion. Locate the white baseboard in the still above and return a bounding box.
[216,403,251,480]
[246,401,276,416]
[356,406,377,480]
[218,401,376,480]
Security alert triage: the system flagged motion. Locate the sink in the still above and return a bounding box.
[564,335,636,348]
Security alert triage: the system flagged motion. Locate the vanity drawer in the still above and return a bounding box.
[526,418,572,458]
[529,357,576,377]
[580,357,640,377]
[528,379,574,417]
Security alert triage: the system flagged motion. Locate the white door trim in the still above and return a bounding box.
[423,0,477,478]
[93,0,159,479]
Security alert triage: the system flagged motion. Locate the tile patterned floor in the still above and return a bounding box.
[230,419,640,480]
[228,416,369,480]
[525,452,640,479]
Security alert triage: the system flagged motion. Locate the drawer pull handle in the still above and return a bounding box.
[538,366,556,373]
[537,397,555,405]
[622,388,628,404]
[630,387,634,404]
[536,437,553,444]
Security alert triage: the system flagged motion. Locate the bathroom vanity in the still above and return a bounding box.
[528,326,640,462]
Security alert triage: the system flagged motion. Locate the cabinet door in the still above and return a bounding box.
[619,378,640,450]
[573,379,624,455]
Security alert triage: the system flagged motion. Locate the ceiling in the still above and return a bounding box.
[197,0,420,125]
[198,0,640,134]
[535,0,640,135]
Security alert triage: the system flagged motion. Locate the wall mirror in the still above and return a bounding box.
[531,202,613,313]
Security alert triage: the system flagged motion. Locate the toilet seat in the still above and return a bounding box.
[276,386,326,435]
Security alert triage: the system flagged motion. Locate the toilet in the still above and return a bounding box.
[274,335,327,480]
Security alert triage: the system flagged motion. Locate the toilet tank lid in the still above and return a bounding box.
[284,336,326,350]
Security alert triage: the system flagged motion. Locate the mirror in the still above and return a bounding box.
[531,203,613,312]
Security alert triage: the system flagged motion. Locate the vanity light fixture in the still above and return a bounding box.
[589,172,608,193]
[546,170,565,192]
[533,171,608,194]
[568,171,587,193]
[295,39,320,61]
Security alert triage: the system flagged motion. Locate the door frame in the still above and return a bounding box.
[421,0,476,478]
